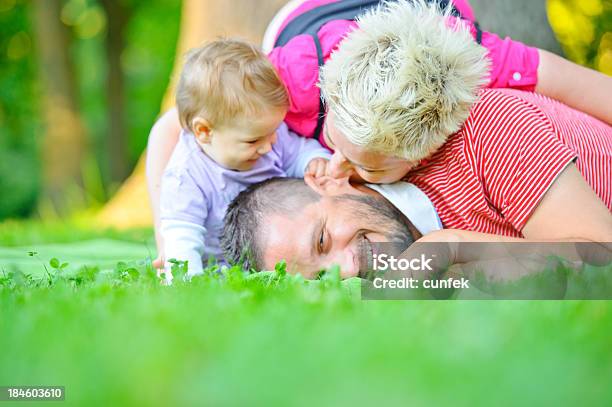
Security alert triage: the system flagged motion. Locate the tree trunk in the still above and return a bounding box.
[469,0,563,55]
[32,0,88,214]
[100,0,132,184]
[98,0,287,228]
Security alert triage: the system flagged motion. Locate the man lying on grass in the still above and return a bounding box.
[221,172,611,280]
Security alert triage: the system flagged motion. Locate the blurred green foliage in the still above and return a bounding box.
[549,0,612,73]
[0,0,180,220]
[67,0,181,191]
[0,0,40,219]
[63,0,181,171]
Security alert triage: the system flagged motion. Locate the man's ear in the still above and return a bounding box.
[192,117,212,144]
[304,174,351,196]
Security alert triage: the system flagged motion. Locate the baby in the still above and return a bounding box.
[160,39,330,277]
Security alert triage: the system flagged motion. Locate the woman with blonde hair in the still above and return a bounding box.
[319,0,611,242]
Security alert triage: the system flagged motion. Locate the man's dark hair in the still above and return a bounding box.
[221,177,320,271]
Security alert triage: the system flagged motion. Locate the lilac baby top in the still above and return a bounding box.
[160,122,331,276]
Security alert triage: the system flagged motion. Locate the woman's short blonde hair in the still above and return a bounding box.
[176,39,288,132]
[319,0,490,161]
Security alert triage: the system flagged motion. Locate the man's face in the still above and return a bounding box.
[260,176,417,279]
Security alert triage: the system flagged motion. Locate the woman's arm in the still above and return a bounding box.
[408,164,611,283]
[146,107,182,266]
[412,228,610,287]
[536,49,612,125]
[521,164,612,242]
[476,24,611,124]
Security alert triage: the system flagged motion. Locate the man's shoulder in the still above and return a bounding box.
[469,89,545,120]
[462,88,553,141]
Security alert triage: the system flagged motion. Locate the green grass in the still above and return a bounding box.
[0,218,153,247]
[1,220,611,406]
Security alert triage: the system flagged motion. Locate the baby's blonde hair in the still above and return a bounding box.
[319,0,490,161]
[176,39,288,132]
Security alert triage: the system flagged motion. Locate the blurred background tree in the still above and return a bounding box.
[0,0,180,220]
[0,0,40,220]
[0,0,610,225]
[33,0,88,215]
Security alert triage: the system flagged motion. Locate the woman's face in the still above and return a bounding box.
[323,113,415,184]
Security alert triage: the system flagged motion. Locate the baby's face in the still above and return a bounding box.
[205,107,286,171]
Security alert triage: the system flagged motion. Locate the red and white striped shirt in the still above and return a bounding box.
[405,89,612,237]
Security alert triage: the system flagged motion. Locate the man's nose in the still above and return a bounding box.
[328,151,354,178]
[326,248,360,279]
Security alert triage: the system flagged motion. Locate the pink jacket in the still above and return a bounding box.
[267,0,540,145]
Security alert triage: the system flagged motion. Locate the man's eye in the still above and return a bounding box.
[247,139,259,144]
[318,230,325,253]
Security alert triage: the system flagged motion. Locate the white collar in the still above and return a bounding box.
[366,182,442,235]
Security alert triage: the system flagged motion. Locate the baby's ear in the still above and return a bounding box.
[192,117,212,144]
[304,174,351,196]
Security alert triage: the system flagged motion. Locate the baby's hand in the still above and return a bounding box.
[152,254,165,270]
[152,253,173,285]
[305,157,329,178]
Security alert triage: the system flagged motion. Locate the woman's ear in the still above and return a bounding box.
[192,117,212,144]
[304,174,351,196]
